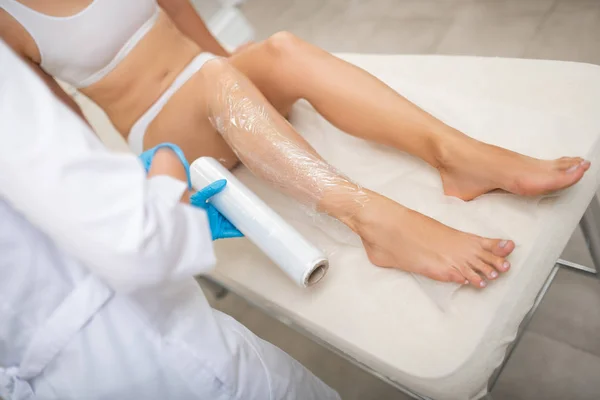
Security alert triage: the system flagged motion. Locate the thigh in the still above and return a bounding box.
[144,70,240,169]
[144,45,301,169]
[228,40,299,118]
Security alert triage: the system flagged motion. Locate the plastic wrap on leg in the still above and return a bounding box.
[203,60,369,222]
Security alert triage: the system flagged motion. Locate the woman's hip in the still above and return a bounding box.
[127,40,301,169]
[128,53,240,169]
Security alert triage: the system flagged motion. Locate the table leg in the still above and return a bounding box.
[578,195,600,277]
[197,276,230,299]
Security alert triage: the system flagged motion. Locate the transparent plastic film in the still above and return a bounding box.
[203,61,369,222]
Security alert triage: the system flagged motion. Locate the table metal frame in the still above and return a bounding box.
[202,196,600,400]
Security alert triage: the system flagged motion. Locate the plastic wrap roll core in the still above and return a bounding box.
[191,157,329,287]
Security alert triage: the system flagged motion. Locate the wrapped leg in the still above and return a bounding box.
[200,58,370,225]
[198,58,516,290]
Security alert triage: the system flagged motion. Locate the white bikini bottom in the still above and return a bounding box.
[127,52,217,155]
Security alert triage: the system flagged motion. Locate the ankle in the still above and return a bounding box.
[331,189,377,234]
[316,186,375,233]
[343,191,406,237]
[431,129,473,172]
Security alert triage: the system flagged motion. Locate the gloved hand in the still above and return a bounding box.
[139,143,192,189]
[190,179,244,241]
[139,144,241,240]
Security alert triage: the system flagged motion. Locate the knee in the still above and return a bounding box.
[199,58,244,113]
[264,31,304,58]
[201,57,235,78]
[200,57,242,93]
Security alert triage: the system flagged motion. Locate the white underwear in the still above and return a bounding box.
[127,52,217,154]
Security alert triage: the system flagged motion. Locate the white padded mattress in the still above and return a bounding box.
[209,55,600,400]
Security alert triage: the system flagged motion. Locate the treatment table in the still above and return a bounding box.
[81,55,600,400]
[197,55,600,400]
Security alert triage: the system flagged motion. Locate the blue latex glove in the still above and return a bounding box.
[139,143,192,189]
[139,144,241,240]
[190,179,244,241]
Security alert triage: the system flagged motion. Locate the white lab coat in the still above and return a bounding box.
[0,42,339,400]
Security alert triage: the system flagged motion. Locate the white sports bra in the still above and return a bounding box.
[0,0,159,88]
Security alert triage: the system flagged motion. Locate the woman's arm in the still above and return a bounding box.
[147,147,193,203]
[0,16,87,121]
[0,42,215,293]
[24,58,88,122]
[158,0,230,57]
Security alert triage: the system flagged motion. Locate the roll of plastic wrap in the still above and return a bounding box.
[190,157,329,287]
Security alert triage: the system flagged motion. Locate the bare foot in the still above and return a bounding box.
[354,194,514,288]
[437,136,590,201]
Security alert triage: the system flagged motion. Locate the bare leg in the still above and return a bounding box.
[199,58,514,288]
[230,32,590,201]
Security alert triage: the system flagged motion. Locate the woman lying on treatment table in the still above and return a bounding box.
[0,0,590,289]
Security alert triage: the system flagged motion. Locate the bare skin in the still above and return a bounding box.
[148,148,193,204]
[356,193,514,287]
[224,34,590,203]
[438,135,590,200]
[198,59,514,289]
[0,0,589,288]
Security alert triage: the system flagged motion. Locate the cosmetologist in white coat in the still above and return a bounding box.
[0,40,339,400]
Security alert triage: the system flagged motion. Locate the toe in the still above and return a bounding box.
[478,251,510,273]
[561,163,587,188]
[481,238,515,257]
[557,158,580,171]
[470,259,499,280]
[447,269,468,285]
[428,266,466,284]
[581,160,591,171]
[557,157,584,169]
[565,163,582,174]
[458,264,487,289]
[561,158,590,175]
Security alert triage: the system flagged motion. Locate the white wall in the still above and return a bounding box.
[190,0,248,20]
[190,0,222,20]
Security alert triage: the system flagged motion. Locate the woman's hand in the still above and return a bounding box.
[140,143,192,201]
[145,148,192,202]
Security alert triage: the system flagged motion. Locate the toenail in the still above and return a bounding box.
[567,164,579,173]
[464,280,469,285]
[499,240,508,248]
[480,281,487,288]
[581,160,591,167]
[491,271,498,278]
[503,261,510,270]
